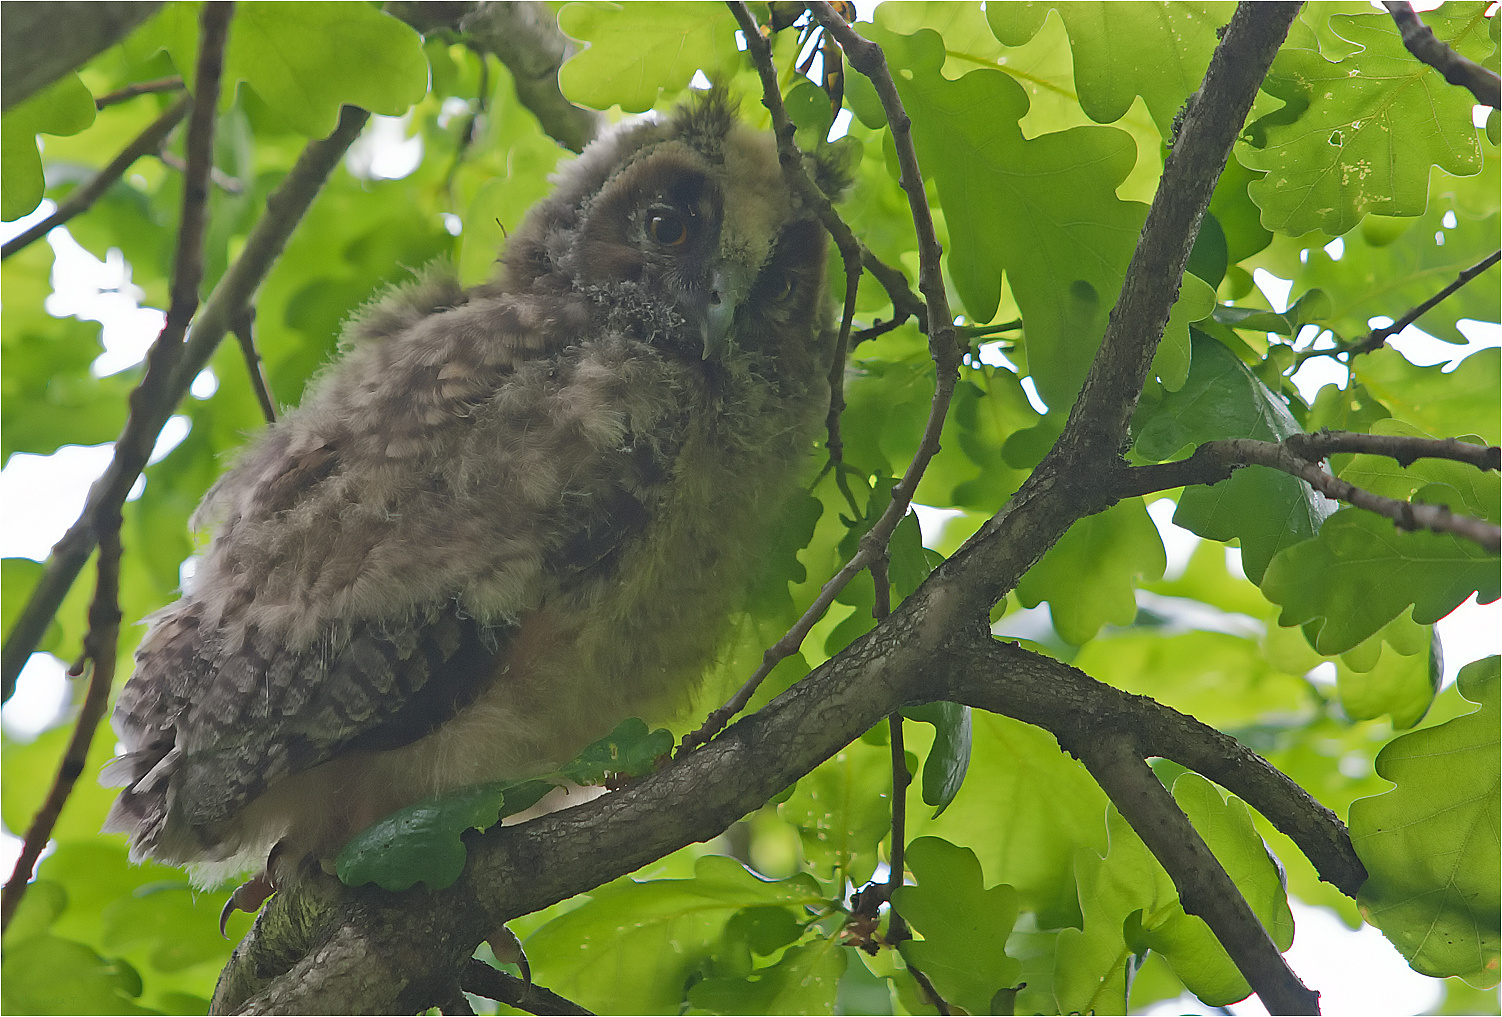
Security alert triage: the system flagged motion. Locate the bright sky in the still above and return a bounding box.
[1,117,1497,1014]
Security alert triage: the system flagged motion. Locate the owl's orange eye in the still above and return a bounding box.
[647,210,688,246]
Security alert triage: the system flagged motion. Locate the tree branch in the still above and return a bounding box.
[94,75,185,109]
[1383,1,1501,108]
[1346,249,1501,356]
[0,105,370,704]
[0,532,121,932]
[386,1,603,153]
[232,307,278,424]
[1080,740,1319,1014]
[212,583,1360,1014]
[1121,437,1502,553]
[1,95,191,262]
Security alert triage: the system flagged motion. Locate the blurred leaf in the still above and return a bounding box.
[779,741,892,887]
[1350,656,1500,986]
[160,1,427,136]
[1354,348,1502,446]
[1,71,96,220]
[557,1,741,113]
[525,855,825,1013]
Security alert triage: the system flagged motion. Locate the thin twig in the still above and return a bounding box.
[682,0,966,753]
[0,104,370,704]
[0,1,232,928]
[95,75,185,109]
[157,148,243,194]
[0,528,122,932]
[232,307,278,423]
[1,95,190,261]
[1383,1,1501,108]
[1121,436,1502,553]
[1347,249,1501,355]
[724,2,866,515]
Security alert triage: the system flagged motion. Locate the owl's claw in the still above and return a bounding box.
[219,871,277,937]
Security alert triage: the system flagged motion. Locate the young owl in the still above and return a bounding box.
[103,90,833,890]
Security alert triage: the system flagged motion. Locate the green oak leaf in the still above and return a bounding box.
[0,936,155,1016]
[1133,334,1331,583]
[1157,272,1217,392]
[892,837,1022,1015]
[1261,507,1499,656]
[1240,6,1489,235]
[335,779,546,891]
[160,1,427,136]
[1353,347,1501,446]
[900,702,973,817]
[995,3,1236,137]
[1016,497,1167,645]
[524,855,825,1014]
[556,717,674,785]
[557,1,741,113]
[862,21,1152,406]
[1335,630,1440,730]
[909,706,1110,930]
[689,940,846,1015]
[1350,657,1500,986]
[1,71,96,221]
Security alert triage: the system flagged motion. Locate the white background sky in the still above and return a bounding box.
[2,97,1498,1014]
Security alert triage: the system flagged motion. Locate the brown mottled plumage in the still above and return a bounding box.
[103,91,833,888]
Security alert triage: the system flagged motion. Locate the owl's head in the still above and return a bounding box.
[500,89,830,366]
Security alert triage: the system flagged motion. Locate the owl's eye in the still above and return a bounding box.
[647,209,688,246]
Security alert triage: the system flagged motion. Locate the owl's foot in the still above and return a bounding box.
[219,871,277,936]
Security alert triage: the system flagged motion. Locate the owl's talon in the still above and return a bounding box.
[219,872,277,936]
[487,926,530,987]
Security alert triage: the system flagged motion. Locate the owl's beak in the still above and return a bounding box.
[700,264,751,360]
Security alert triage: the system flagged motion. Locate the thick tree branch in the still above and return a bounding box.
[1383,1,1501,108]
[1,95,191,261]
[1285,428,1500,471]
[1122,437,1502,553]
[1,2,163,111]
[213,583,1360,1014]
[0,106,370,704]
